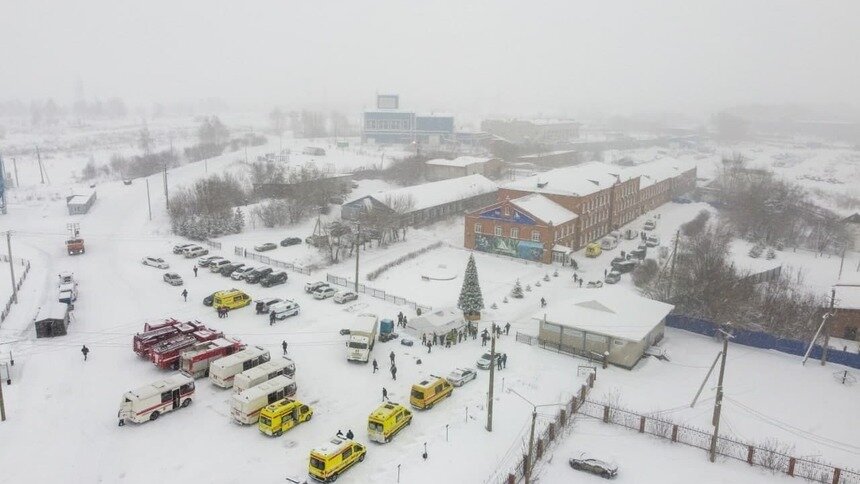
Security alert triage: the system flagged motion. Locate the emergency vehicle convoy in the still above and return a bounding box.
[209,345,271,388]
[117,374,194,426]
[368,402,412,443]
[179,338,245,378]
[132,318,186,356]
[149,325,224,370]
[258,398,313,436]
[308,436,367,482]
[230,375,297,424]
[232,357,295,394]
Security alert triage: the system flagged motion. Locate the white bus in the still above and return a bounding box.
[209,345,270,388]
[230,375,297,424]
[232,357,296,394]
[117,374,194,426]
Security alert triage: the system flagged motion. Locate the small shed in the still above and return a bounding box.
[535,287,674,369]
[405,308,469,339]
[35,301,71,338]
[66,191,97,215]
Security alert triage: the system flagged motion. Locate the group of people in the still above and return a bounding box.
[370,351,398,380]
[480,322,511,346]
[495,352,508,370]
[396,312,409,328]
[336,429,355,440]
[216,306,230,318]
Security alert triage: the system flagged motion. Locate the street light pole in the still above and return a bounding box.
[509,389,565,484]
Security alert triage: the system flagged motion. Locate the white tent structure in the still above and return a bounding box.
[405,308,468,339]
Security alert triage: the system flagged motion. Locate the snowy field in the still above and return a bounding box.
[1,126,859,484]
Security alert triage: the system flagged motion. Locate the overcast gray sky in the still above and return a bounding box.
[2,0,858,117]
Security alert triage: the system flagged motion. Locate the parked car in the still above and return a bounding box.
[280,237,302,247]
[198,255,223,267]
[604,271,621,284]
[203,292,217,306]
[400,337,413,347]
[613,259,637,274]
[313,286,336,300]
[245,267,274,284]
[210,259,232,272]
[163,273,183,286]
[173,243,196,254]
[269,300,300,320]
[142,256,169,269]
[220,263,246,277]
[446,368,477,387]
[230,266,256,281]
[476,352,506,370]
[260,271,288,287]
[585,243,602,258]
[333,291,358,304]
[254,242,277,252]
[586,280,604,288]
[255,298,283,314]
[672,196,692,204]
[630,246,647,260]
[623,228,639,240]
[305,281,329,293]
[184,246,209,258]
[600,237,618,251]
[646,235,660,248]
[643,219,656,231]
[569,454,618,479]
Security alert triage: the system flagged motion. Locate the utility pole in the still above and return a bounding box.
[6,231,17,304]
[354,222,360,293]
[145,178,152,221]
[36,146,45,184]
[838,247,846,279]
[0,372,6,421]
[12,157,19,188]
[709,331,729,463]
[162,159,169,207]
[486,330,496,432]
[821,289,836,366]
[668,229,680,299]
[525,407,537,484]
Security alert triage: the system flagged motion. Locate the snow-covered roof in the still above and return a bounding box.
[503,162,630,197]
[510,193,578,225]
[35,301,69,321]
[406,308,466,337]
[425,156,491,167]
[535,287,674,341]
[128,374,192,401]
[833,277,860,310]
[352,175,497,212]
[67,193,94,206]
[625,158,695,189]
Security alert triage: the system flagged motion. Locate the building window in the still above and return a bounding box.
[503,206,510,216]
[531,231,541,242]
[495,226,502,236]
[511,227,519,239]
[474,223,482,233]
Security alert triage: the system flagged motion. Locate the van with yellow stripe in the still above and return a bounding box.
[409,376,453,410]
[368,402,412,443]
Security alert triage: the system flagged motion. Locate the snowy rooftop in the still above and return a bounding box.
[833,276,860,310]
[353,174,497,212]
[510,193,578,225]
[625,158,696,189]
[535,287,674,341]
[35,301,70,321]
[67,193,94,205]
[425,156,491,167]
[128,374,191,400]
[503,161,630,197]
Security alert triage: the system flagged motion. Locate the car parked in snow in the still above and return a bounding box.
[269,300,300,320]
[569,454,618,479]
[163,273,184,286]
[476,352,506,370]
[305,281,329,293]
[254,242,277,252]
[586,280,604,288]
[446,368,477,387]
[604,271,621,284]
[142,256,169,269]
[280,237,302,247]
[203,292,217,306]
[643,219,656,231]
[173,243,196,254]
[646,235,660,247]
[254,298,283,314]
[184,246,208,258]
[333,291,358,304]
[672,196,692,204]
[209,259,231,272]
[245,267,273,284]
[313,286,336,300]
[230,266,256,281]
[622,228,639,240]
[220,263,246,277]
[600,237,618,251]
[198,255,223,267]
[260,271,288,287]
[612,259,637,274]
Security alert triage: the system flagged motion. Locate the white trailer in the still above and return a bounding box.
[117,374,195,426]
[230,375,297,424]
[209,345,270,388]
[346,313,378,363]
[232,357,296,394]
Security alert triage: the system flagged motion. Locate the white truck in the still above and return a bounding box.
[346,313,378,363]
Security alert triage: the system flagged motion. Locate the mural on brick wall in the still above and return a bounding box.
[474,234,543,261]
[478,207,537,225]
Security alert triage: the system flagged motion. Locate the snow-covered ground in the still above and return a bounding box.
[1,128,858,484]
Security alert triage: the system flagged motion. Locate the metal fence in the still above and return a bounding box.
[325,274,432,313]
[202,239,222,250]
[0,256,31,325]
[488,371,597,484]
[576,399,860,484]
[233,247,313,275]
[515,332,607,366]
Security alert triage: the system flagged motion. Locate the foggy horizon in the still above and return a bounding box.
[2,0,859,119]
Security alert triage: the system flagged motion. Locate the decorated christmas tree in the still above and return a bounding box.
[511,279,525,298]
[457,254,485,319]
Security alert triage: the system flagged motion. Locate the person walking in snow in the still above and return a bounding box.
[502,353,508,369]
[337,429,344,438]
[372,359,379,373]
[505,322,511,335]
[422,333,427,345]
[181,289,188,302]
[193,266,198,277]
[390,364,397,380]
[540,297,546,308]
[389,351,395,365]
[269,311,276,326]
[81,345,89,362]
[282,340,288,355]
[402,316,408,328]
[497,356,503,371]
[382,387,388,401]
[427,341,432,354]
[579,279,583,288]
[346,430,354,439]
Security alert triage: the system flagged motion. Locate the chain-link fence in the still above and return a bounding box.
[0,256,31,324]
[325,274,432,313]
[233,247,313,275]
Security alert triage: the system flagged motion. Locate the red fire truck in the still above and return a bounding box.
[149,326,224,370]
[132,319,188,357]
[179,337,245,378]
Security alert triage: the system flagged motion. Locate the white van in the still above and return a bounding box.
[209,346,271,388]
[230,375,297,424]
[117,374,194,426]
[232,357,296,394]
[600,237,618,250]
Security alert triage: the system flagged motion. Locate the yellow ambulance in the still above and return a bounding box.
[585,242,602,258]
[212,289,251,310]
[367,402,412,443]
[410,377,453,410]
[308,436,366,482]
[258,398,313,437]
